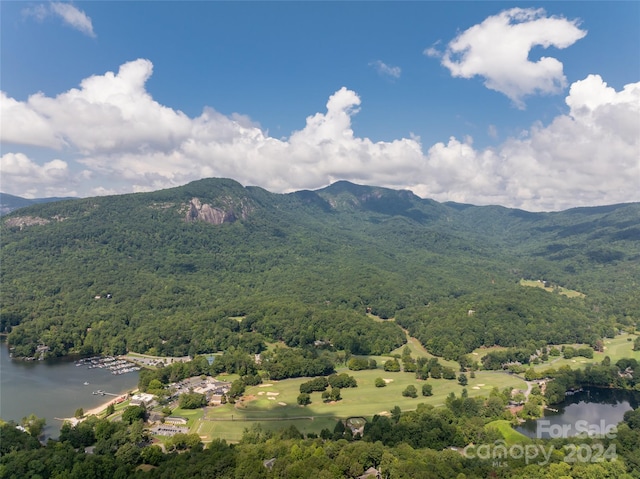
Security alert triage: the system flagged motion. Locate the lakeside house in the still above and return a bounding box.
[130,393,156,408]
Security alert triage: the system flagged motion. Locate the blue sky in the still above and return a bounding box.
[1,1,638,211]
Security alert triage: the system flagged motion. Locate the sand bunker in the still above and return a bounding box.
[267,392,279,396]
[278,402,287,406]
[258,391,265,395]
[383,378,393,384]
[472,386,480,390]
[477,384,485,386]
[268,397,275,401]
[259,383,274,388]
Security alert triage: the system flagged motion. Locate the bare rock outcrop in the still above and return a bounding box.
[185,198,250,225]
[4,215,50,229]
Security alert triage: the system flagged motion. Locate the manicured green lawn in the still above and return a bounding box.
[197,367,525,441]
[597,334,640,363]
[485,419,531,445]
[194,416,338,443]
[529,333,640,372]
[169,407,204,427]
[469,333,639,373]
[182,330,640,443]
[388,332,460,370]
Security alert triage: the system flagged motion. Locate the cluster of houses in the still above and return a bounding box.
[170,376,231,406]
[144,376,231,437]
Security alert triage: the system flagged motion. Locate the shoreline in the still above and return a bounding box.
[55,391,133,425]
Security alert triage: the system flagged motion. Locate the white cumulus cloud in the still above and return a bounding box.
[495,75,640,210]
[439,8,586,108]
[0,92,61,148]
[1,60,638,211]
[2,60,192,153]
[0,152,80,198]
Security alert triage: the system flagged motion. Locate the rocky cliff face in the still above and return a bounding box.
[4,215,51,229]
[185,197,251,225]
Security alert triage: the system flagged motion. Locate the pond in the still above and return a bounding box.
[516,387,640,439]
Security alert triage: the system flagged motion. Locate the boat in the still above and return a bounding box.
[84,381,89,385]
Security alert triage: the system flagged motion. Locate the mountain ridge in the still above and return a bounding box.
[4,177,639,216]
[0,192,78,216]
[1,177,638,359]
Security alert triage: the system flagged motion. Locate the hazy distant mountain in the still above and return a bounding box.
[0,192,76,216]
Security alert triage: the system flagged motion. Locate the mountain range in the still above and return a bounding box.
[1,178,638,359]
[0,192,77,216]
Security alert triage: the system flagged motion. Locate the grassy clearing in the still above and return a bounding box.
[194,416,338,443]
[597,334,640,363]
[214,372,241,383]
[526,334,640,372]
[470,345,508,356]
[264,341,290,352]
[177,327,640,443]
[469,334,639,373]
[366,313,395,323]
[195,367,525,441]
[485,419,531,445]
[388,331,460,370]
[169,407,204,427]
[519,279,585,298]
[189,322,527,441]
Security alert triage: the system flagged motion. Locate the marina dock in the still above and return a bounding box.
[75,356,141,375]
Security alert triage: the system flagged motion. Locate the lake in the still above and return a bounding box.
[516,387,640,439]
[0,342,139,438]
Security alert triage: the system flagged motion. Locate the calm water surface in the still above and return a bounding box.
[0,342,139,438]
[516,387,639,439]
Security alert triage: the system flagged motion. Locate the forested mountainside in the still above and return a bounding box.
[1,178,638,359]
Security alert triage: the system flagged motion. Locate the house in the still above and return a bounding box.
[130,393,155,407]
[147,412,164,423]
[263,458,276,470]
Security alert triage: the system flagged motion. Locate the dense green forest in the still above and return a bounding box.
[1,178,638,359]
